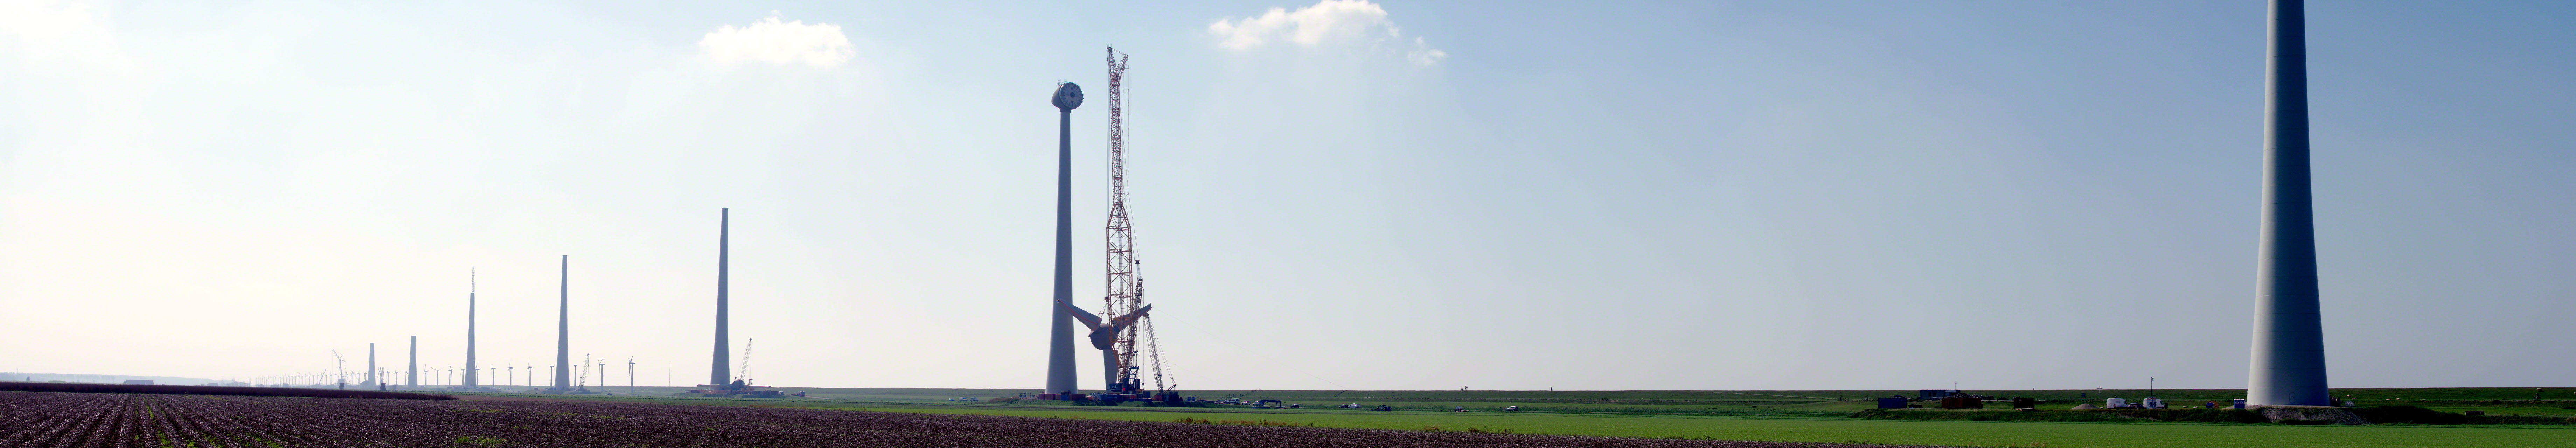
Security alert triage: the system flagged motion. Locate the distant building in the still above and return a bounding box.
[121,380,153,385]
[1918,389,1961,399]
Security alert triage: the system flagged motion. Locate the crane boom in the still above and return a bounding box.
[736,338,753,383]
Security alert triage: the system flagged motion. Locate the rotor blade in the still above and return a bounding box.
[1118,304,1151,322]
[1063,300,1103,328]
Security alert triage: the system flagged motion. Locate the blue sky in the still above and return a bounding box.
[1,0,2570,391]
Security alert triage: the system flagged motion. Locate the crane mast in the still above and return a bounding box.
[332,350,346,388]
[1101,47,1160,395]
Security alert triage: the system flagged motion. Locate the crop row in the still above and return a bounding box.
[0,391,1921,447]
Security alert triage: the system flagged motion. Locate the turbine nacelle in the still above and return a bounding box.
[1052,82,1084,111]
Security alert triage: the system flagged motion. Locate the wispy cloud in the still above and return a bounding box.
[1405,37,1446,66]
[699,12,854,68]
[1207,0,1445,65]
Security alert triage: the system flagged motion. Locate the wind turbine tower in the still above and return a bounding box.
[711,208,732,386]
[1044,81,1083,396]
[2246,0,2332,407]
[466,269,479,388]
[554,255,572,390]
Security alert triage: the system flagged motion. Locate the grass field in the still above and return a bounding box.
[576,385,2576,418]
[433,387,2576,448]
[856,406,2576,448]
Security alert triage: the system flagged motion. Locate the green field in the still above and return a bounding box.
[443,386,2576,447]
[851,407,2576,448]
[710,386,2576,413]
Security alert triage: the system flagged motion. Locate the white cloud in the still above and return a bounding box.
[1405,37,1446,66]
[699,12,854,68]
[0,0,139,72]
[1207,0,1445,65]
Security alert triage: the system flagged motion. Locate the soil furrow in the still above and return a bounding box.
[24,393,125,448]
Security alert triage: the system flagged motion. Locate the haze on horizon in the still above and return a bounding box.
[2,0,2570,392]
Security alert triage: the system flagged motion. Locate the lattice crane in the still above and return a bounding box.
[736,338,754,384]
[1101,47,1171,396]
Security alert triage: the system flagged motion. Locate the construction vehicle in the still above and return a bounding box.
[685,379,786,398]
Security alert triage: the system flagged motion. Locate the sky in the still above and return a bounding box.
[2,0,2571,392]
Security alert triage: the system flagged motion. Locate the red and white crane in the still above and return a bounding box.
[1101,47,1169,396]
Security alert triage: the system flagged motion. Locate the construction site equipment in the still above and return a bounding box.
[1101,46,1172,398]
[1940,396,1983,409]
[330,351,345,389]
[737,338,753,383]
[687,379,786,398]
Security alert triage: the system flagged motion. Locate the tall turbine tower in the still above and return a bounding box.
[365,343,376,386]
[1045,82,1084,396]
[465,269,479,388]
[407,336,418,388]
[2247,0,2331,407]
[710,208,731,386]
[554,255,572,390]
